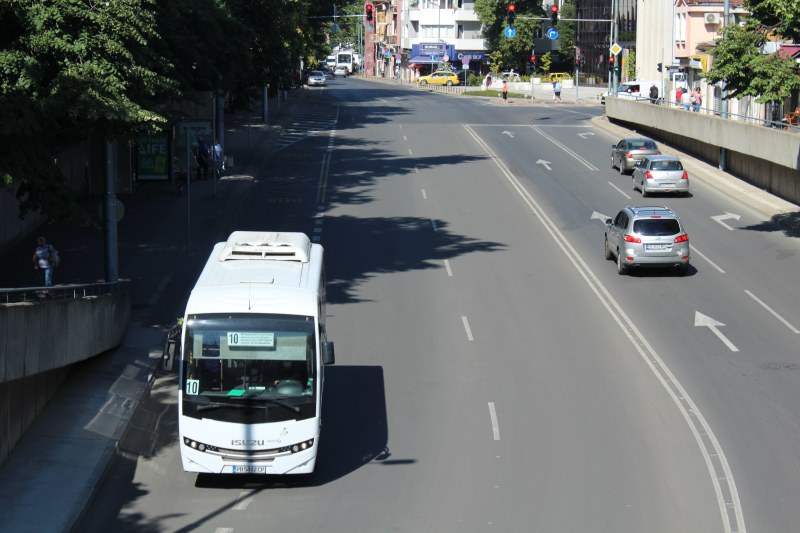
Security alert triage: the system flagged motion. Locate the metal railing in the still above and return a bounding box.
[0,280,127,304]
[607,94,800,132]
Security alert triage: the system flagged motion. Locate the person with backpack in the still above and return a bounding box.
[649,84,659,104]
[32,236,59,287]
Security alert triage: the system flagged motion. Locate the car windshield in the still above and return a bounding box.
[650,160,683,170]
[633,219,681,236]
[181,313,317,423]
[311,71,323,76]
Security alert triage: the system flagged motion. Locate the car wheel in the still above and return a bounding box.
[446,80,453,86]
[420,80,428,85]
[619,162,626,175]
[611,156,617,170]
[617,253,628,275]
[641,185,648,197]
[604,238,613,260]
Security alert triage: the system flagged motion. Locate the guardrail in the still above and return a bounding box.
[413,83,466,95]
[0,281,127,304]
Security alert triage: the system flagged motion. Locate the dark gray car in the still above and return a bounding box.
[611,137,660,174]
[604,206,690,276]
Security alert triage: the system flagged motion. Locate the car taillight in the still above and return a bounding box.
[681,171,688,180]
[674,234,688,243]
[624,234,641,243]
[645,170,653,180]
[626,153,633,159]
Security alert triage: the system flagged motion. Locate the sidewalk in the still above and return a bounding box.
[0,88,311,532]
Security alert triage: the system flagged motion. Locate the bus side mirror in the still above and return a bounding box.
[162,322,182,371]
[322,341,335,365]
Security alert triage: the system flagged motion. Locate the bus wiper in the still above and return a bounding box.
[195,398,300,413]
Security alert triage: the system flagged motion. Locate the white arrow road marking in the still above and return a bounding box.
[591,211,611,222]
[578,132,595,138]
[502,131,515,138]
[695,312,739,352]
[536,159,552,170]
[711,212,741,231]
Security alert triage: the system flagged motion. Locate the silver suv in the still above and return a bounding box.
[604,206,690,276]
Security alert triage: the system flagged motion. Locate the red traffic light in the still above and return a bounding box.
[508,3,515,11]
[609,56,614,63]
[551,5,558,13]
[366,4,373,22]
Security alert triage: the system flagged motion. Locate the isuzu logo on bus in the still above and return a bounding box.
[232,439,265,446]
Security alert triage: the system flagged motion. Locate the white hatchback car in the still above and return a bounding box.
[631,155,690,197]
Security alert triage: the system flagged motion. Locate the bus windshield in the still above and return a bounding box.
[182,313,317,423]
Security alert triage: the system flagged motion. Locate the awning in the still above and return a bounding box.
[408,55,439,64]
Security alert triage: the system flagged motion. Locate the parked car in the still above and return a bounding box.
[418,71,459,86]
[611,137,661,174]
[320,69,334,81]
[631,155,690,197]
[497,71,521,83]
[307,71,327,87]
[601,80,664,105]
[604,206,690,276]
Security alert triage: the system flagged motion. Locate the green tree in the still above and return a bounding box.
[475,0,544,73]
[556,0,576,65]
[488,50,503,74]
[706,1,800,103]
[0,0,175,221]
[541,51,552,74]
[625,49,636,81]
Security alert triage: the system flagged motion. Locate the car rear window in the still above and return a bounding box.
[633,219,682,236]
[630,141,657,149]
[650,160,683,170]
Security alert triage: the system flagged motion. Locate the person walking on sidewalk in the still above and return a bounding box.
[32,236,59,287]
[502,80,508,103]
[553,81,562,103]
[195,135,209,180]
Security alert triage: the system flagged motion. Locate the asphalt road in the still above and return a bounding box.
[78,77,800,533]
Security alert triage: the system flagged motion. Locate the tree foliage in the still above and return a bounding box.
[474,0,543,72]
[706,1,800,103]
[0,0,329,221]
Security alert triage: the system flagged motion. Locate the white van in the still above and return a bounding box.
[601,80,664,105]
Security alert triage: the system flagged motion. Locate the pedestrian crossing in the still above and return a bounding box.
[274,109,338,151]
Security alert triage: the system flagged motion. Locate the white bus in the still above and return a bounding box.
[178,231,335,475]
[336,50,356,73]
[325,54,336,70]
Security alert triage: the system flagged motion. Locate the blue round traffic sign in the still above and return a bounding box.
[547,28,559,40]
[504,27,516,38]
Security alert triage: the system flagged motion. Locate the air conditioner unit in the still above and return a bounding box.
[705,13,721,25]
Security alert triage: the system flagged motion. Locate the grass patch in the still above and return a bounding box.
[461,90,534,99]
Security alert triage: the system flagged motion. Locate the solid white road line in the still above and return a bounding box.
[744,290,800,334]
[463,123,745,533]
[608,181,632,199]
[691,245,726,274]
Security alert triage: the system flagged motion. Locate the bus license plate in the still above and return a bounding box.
[233,465,267,473]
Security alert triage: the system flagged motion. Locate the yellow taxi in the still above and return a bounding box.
[418,71,460,86]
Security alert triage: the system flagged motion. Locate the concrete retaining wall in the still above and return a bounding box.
[606,98,800,206]
[0,291,130,465]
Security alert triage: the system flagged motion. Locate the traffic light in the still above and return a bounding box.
[366,4,373,22]
[550,4,559,25]
[507,3,516,26]
[657,62,663,72]
[608,55,614,72]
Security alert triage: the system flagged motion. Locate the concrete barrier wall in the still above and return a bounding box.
[0,291,130,465]
[606,98,800,206]
[0,291,131,383]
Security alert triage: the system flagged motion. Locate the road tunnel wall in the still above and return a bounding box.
[0,291,130,465]
[606,98,800,206]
